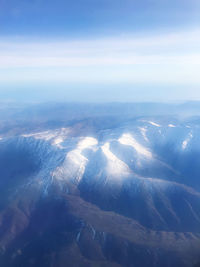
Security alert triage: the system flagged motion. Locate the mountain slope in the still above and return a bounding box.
[0,114,200,266]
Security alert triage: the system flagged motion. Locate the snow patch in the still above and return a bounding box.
[22,128,70,148]
[52,137,64,148]
[168,124,176,128]
[148,121,160,127]
[52,137,98,183]
[118,133,152,158]
[77,136,98,151]
[76,231,81,242]
[139,127,148,142]
[101,142,130,177]
[182,132,193,150]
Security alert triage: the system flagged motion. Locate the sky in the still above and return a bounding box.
[0,0,200,102]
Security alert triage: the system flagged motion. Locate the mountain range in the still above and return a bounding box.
[0,102,200,266]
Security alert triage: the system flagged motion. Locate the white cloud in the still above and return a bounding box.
[0,28,200,85]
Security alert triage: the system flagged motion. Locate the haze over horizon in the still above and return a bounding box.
[0,0,200,102]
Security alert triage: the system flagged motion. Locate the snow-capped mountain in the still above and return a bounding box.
[0,103,200,267]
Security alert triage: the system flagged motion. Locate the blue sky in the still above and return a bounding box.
[0,0,200,102]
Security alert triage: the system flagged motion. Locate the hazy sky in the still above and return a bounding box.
[0,0,200,102]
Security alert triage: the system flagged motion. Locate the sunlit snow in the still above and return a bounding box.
[77,137,98,151]
[52,137,98,183]
[118,133,152,158]
[148,121,160,127]
[101,142,130,177]
[182,132,193,150]
[139,127,148,142]
[22,128,70,148]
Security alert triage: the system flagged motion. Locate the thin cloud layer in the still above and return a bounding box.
[1,29,200,68]
[0,29,200,86]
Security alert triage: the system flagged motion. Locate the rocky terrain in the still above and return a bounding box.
[0,102,199,266]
